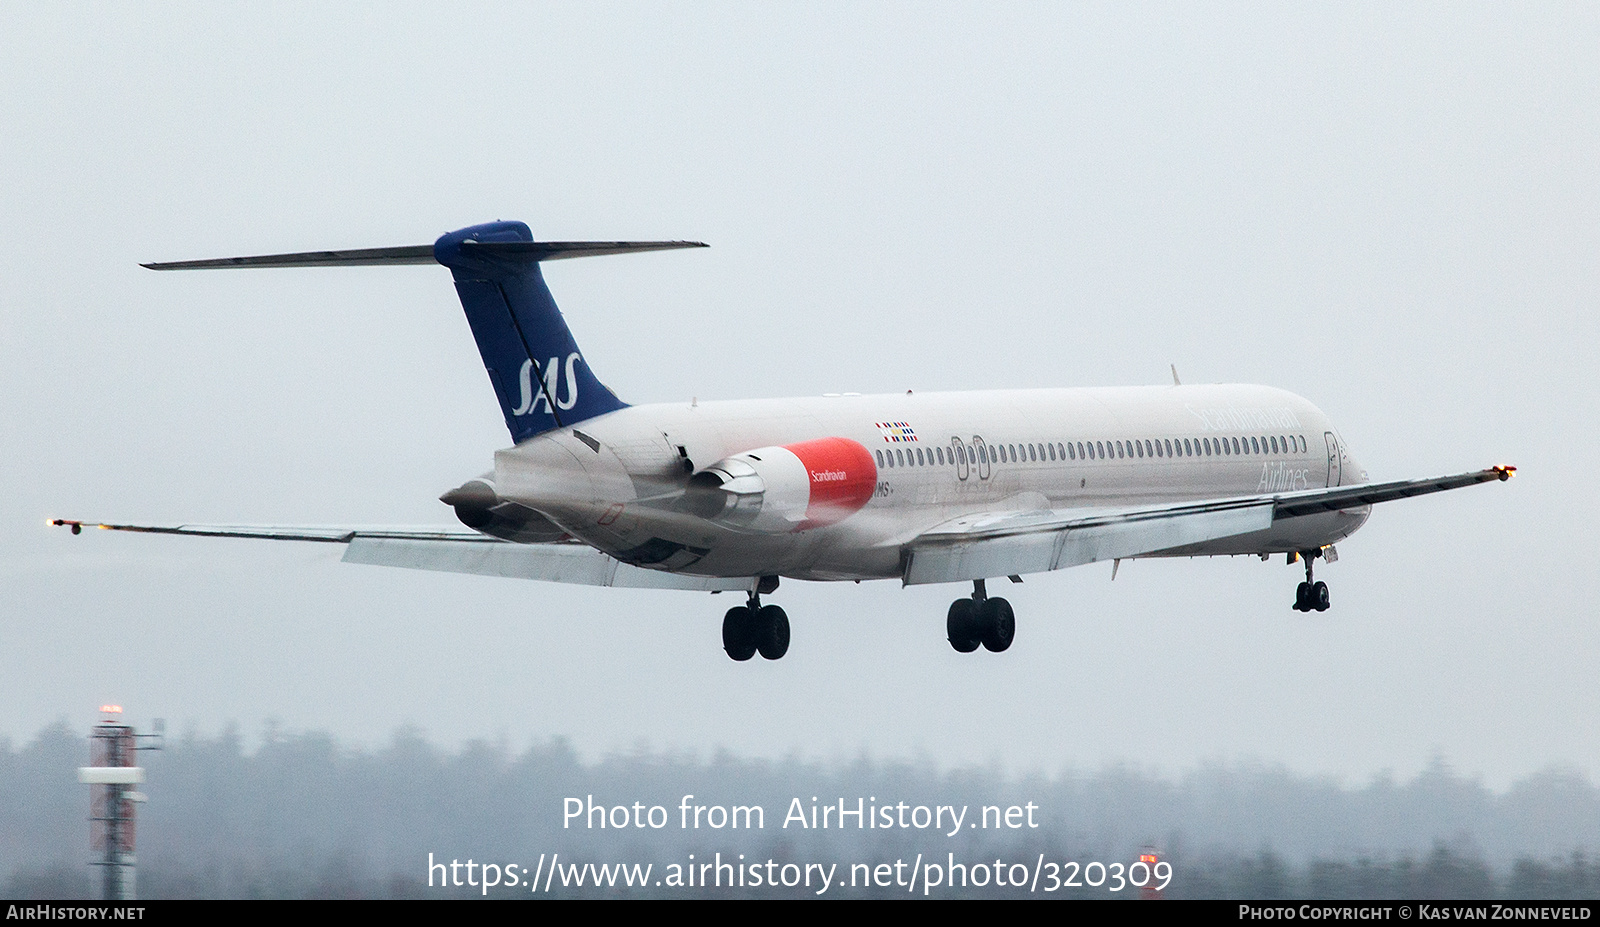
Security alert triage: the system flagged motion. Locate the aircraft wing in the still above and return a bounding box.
[48,520,748,592]
[901,465,1514,585]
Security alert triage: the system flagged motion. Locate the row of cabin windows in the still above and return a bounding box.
[872,433,1309,469]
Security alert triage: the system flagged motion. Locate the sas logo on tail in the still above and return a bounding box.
[512,353,581,416]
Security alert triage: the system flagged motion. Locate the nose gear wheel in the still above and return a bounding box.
[1292,551,1331,612]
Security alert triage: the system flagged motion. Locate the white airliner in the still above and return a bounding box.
[53,221,1514,661]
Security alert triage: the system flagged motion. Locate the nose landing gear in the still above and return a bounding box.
[1292,550,1330,612]
[947,579,1014,653]
[722,579,790,661]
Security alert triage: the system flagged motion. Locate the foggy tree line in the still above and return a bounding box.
[3,721,1597,898]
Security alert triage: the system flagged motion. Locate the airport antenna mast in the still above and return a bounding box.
[79,706,163,901]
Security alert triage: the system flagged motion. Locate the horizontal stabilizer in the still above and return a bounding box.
[142,246,438,270]
[905,503,1275,585]
[462,240,707,261]
[143,240,706,270]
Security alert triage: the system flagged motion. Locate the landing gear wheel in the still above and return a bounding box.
[722,606,757,661]
[1294,550,1329,613]
[979,597,1015,653]
[756,605,790,660]
[947,599,980,653]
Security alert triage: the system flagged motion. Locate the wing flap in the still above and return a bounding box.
[901,465,1513,586]
[50,520,480,543]
[342,538,747,591]
[904,503,1273,585]
[51,519,747,592]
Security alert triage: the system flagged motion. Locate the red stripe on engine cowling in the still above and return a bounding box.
[784,437,878,529]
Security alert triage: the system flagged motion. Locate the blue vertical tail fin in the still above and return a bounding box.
[434,222,629,442]
[142,220,705,443]
[434,223,707,442]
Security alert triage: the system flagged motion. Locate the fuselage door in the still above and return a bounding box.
[972,435,991,481]
[951,437,970,481]
[1324,431,1342,487]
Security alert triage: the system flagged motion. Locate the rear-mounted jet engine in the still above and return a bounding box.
[684,437,877,533]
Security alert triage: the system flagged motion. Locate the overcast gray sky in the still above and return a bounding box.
[2,3,1595,790]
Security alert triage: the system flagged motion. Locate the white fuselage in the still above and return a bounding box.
[489,384,1370,583]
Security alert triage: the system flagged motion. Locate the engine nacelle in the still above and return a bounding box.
[439,478,569,543]
[684,437,877,533]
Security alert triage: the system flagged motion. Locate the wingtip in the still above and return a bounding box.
[1493,465,1516,481]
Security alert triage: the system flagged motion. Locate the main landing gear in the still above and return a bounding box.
[1293,549,1330,612]
[723,579,789,661]
[947,579,1015,654]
